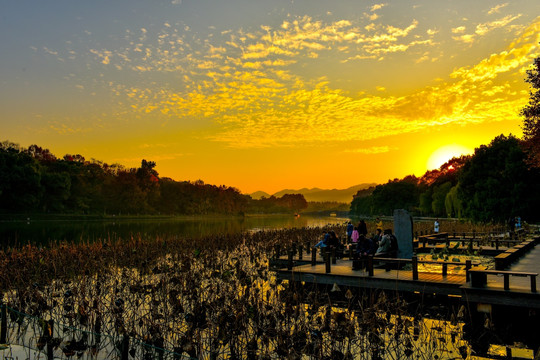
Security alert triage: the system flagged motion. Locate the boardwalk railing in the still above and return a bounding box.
[360,256,474,280]
[417,232,524,250]
[469,269,538,293]
[275,244,478,279]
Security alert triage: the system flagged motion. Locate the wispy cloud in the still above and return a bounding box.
[475,14,522,35]
[371,4,387,12]
[453,14,522,43]
[488,3,508,15]
[345,146,391,154]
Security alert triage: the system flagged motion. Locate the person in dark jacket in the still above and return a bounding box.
[327,231,340,248]
[358,220,368,237]
[356,235,372,256]
[371,228,382,248]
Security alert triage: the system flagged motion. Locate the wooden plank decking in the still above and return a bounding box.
[277,259,466,296]
[273,240,540,308]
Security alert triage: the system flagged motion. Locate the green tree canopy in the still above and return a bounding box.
[457,135,540,222]
[370,176,420,216]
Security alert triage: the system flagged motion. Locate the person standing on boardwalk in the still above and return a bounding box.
[351,227,360,243]
[375,217,383,232]
[434,218,440,233]
[358,220,368,237]
[346,222,354,242]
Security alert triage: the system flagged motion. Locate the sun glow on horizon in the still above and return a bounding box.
[427,144,474,170]
[1,1,539,194]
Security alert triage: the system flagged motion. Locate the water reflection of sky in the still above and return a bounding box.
[246,215,349,233]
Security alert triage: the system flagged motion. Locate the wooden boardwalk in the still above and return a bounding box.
[458,243,540,307]
[277,259,466,296]
[273,238,540,309]
[510,244,540,274]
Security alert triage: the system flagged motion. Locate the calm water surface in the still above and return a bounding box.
[0,215,349,247]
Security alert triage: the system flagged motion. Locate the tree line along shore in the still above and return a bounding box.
[1,133,539,224]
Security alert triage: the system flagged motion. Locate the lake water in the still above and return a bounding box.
[0,215,350,247]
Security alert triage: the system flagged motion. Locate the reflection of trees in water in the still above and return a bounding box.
[0,215,349,247]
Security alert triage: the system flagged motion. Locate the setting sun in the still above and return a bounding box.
[427,144,474,170]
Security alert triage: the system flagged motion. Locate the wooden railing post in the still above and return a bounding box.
[325,251,331,273]
[367,256,374,276]
[466,260,472,282]
[331,248,337,264]
[311,247,317,266]
[287,250,293,270]
[442,263,447,277]
[0,303,7,344]
[298,244,303,260]
[531,275,537,293]
[412,256,418,280]
[503,274,510,290]
[121,335,130,360]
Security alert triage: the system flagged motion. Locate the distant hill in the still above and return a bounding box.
[249,191,271,200]
[249,183,377,203]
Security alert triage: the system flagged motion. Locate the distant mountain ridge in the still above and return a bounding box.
[249,183,377,203]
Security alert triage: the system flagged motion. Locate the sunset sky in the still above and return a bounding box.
[1,1,539,194]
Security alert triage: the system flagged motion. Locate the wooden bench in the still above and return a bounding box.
[469,269,538,292]
[494,239,539,270]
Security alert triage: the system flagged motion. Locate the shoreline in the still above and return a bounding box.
[0,212,332,222]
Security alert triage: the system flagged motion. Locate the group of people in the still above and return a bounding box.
[314,219,399,263]
[352,221,398,271]
[346,218,395,252]
[349,221,398,270]
[347,222,398,257]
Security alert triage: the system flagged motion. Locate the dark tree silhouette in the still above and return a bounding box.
[457,135,540,222]
[520,55,540,167]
